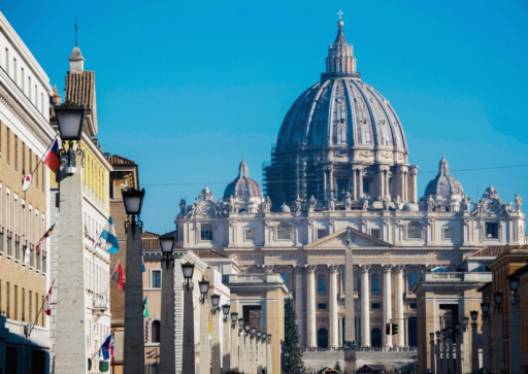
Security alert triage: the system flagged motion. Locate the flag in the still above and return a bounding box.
[43,139,60,172]
[36,224,55,254]
[99,334,115,362]
[45,285,53,316]
[111,261,125,291]
[100,217,119,255]
[22,174,32,192]
[140,248,146,273]
[143,297,149,318]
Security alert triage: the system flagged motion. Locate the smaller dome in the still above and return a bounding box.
[223,160,262,200]
[280,203,291,213]
[424,157,464,204]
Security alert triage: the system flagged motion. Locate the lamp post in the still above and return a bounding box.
[181,262,196,374]
[210,294,222,374]
[221,304,231,371]
[122,187,146,374]
[230,312,239,370]
[469,311,479,374]
[159,233,176,373]
[508,278,521,374]
[481,302,490,373]
[198,278,211,374]
[494,291,504,372]
[53,103,89,374]
[429,332,436,374]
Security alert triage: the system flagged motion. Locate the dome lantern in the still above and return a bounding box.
[324,11,358,79]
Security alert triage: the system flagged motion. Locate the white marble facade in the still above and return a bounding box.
[175,15,525,353]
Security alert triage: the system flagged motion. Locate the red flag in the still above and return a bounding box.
[43,139,60,172]
[45,285,53,316]
[112,262,126,291]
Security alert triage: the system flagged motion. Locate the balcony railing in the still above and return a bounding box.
[4,318,50,348]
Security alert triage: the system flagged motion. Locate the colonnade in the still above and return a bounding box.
[302,264,409,350]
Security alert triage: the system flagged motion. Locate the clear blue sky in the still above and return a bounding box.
[3,0,528,233]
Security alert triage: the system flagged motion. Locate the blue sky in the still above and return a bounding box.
[3,0,528,232]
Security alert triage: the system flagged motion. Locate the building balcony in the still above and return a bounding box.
[92,293,109,314]
[2,317,50,348]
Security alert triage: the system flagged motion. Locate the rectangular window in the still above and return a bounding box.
[21,287,25,321]
[485,222,499,239]
[28,290,32,322]
[151,270,161,288]
[14,285,18,320]
[14,135,18,170]
[371,302,381,309]
[442,225,453,240]
[6,128,10,164]
[244,227,255,241]
[317,228,329,240]
[200,224,213,241]
[6,281,10,318]
[277,224,290,240]
[317,303,327,310]
[370,228,381,239]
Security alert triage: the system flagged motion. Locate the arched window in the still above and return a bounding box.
[407,221,422,240]
[317,328,328,348]
[317,273,327,294]
[151,320,161,343]
[371,273,381,295]
[371,328,382,347]
[442,224,453,240]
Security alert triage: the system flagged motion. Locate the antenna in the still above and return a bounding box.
[74,17,79,47]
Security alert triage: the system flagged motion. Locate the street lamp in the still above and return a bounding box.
[494,291,503,310]
[222,304,231,321]
[198,279,209,303]
[160,232,175,268]
[210,294,221,312]
[182,262,196,374]
[55,102,85,176]
[470,311,478,322]
[481,302,490,318]
[181,262,195,289]
[509,278,520,304]
[230,312,238,327]
[159,232,176,373]
[52,101,89,373]
[122,185,146,374]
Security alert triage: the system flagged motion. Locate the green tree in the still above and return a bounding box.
[281,298,305,374]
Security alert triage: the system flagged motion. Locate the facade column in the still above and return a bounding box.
[358,169,364,199]
[328,266,339,348]
[294,266,305,346]
[382,265,393,349]
[306,266,317,348]
[360,265,370,347]
[409,166,418,204]
[352,168,358,200]
[396,266,405,347]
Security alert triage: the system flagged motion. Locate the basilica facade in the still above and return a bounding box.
[176,15,525,363]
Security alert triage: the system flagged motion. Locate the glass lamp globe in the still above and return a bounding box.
[56,103,85,141]
[181,263,195,281]
[122,188,145,216]
[160,233,175,254]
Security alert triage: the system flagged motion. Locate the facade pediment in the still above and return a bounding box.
[304,227,393,250]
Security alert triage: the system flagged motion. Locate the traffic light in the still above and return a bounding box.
[385,323,391,335]
[392,323,399,335]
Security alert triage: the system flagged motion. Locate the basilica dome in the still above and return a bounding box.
[275,20,408,161]
[224,160,262,200]
[423,157,464,209]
